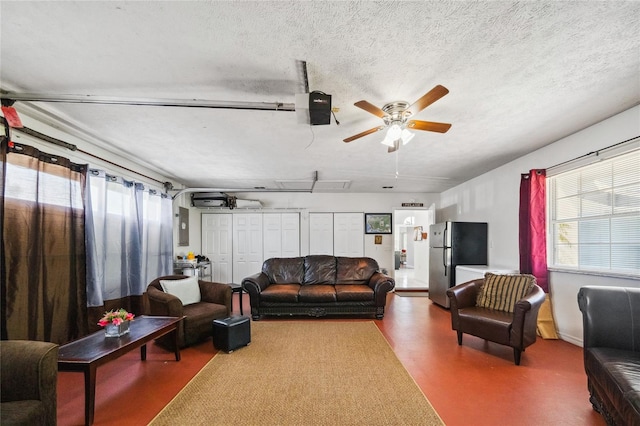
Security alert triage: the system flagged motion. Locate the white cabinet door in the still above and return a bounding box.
[233,213,263,283]
[334,212,364,257]
[201,213,233,283]
[309,213,334,255]
[263,213,283,260]
[263,213,300,259]
[281,213,300,257]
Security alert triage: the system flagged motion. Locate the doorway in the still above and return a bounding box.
[392,206,434,290]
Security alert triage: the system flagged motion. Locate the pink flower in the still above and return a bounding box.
[97,308,134,328]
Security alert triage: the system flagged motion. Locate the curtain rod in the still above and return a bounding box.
[13,126,169,186]
[546,135,639,171]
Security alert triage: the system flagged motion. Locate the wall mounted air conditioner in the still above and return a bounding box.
[191,192,229,208]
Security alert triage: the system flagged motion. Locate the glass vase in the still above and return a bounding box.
[104,321,130,337]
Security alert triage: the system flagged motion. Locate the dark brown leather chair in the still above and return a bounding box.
[1,340,59,426]
[446,275,545,365]
[578,286,640,425]
[144,275,231,348]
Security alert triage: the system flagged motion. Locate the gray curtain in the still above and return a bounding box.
[85,169,172,316]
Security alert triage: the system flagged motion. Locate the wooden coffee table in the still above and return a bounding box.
[58,315,183,425]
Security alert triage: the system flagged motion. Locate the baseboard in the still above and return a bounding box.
[556,331,583,347]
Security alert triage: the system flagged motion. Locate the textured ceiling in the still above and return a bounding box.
[1,1,639,193]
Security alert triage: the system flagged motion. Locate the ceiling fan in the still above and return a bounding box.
[343,85,451,153]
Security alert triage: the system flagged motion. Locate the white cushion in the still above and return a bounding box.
[159,276,201,305]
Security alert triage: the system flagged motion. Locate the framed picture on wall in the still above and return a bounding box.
[364,213,392,234]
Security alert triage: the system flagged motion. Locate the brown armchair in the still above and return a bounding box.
[1,340,59,426]
[446,274,545,365]
[144,275,232,348]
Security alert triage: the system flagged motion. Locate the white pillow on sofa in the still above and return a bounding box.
[159,276,201,305]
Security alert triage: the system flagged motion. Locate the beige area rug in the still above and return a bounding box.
[149,321,443,426]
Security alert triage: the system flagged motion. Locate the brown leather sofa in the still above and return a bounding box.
[242,255,395,320]
[577,286,640,426]
[144,275,231,348]
[1,340,59,426]
[446,275,545,365]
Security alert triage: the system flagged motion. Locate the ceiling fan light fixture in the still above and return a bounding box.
[381,123,402,146]
[401,128,414,145]
[387,123,402,139]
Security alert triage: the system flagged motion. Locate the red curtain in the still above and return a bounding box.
[519,169,548,292]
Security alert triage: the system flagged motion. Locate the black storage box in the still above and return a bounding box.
[212,316,251,353]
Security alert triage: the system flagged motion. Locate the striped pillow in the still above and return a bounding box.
[476,273,536,313]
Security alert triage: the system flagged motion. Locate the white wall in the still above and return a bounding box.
[172,193,203,260]
[189,192,439,275]
[438,105,640,345]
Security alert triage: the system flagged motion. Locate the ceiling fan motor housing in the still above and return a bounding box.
[382,101,411,126]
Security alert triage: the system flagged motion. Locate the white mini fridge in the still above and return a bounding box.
[455,265,519,285]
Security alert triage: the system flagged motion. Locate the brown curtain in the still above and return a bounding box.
[1,139,88,344]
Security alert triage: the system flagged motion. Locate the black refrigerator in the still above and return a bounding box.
[428,222,488,308]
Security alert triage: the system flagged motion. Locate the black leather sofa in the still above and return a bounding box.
[242,255,395,320]
[577,286,640,426]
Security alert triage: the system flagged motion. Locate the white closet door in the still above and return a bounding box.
[334,213,364,257]
[201,213,233,283]
[309,213,334,255]
[233,214,263,283]
[263,213,300,259]
[281,213,300,257]
[263,213,283,260]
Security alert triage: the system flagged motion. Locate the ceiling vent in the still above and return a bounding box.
[275,180,350,191]
[313,180,351,190]
[276,180,314,190]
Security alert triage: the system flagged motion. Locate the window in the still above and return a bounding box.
[4,162,84,209]
[548,149,639,276]
[85,170,173,307]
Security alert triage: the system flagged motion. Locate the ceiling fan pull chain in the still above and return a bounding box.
[395,151,399,179]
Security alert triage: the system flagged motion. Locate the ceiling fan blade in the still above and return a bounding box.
[407,120,452,133]
[343,126,385,143]
[388,139,401,153]
[407,85,449,115]
[354,100,386,118]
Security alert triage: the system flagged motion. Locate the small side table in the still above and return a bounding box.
[228,283,243,315]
